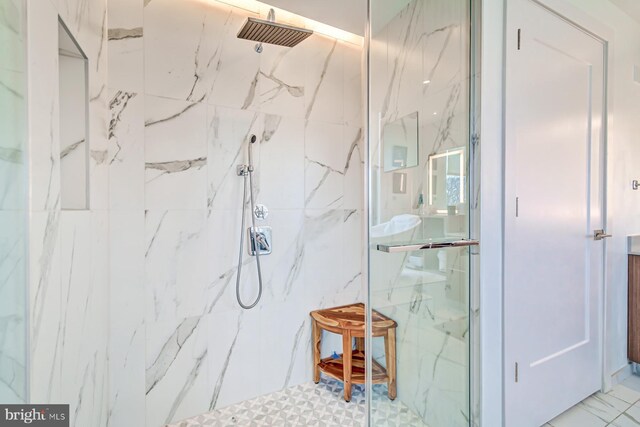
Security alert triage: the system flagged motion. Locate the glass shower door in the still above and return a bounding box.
[0,0,28,404]
[366,1,475,426]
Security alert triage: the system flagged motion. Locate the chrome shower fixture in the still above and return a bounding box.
[234,134,271,310]
[237,8,313,53]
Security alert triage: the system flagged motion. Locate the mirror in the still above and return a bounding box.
[428,148,465,215]
[383,112,418,172]
[59,19,89,210]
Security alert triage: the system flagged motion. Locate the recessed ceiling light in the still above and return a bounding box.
[423,80,431,84]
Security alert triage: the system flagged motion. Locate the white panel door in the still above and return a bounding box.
[504,1,606,426]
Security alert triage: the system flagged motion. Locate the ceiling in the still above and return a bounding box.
[264,0,414,36]
[264,1,640,37]
[266,0,367,36]
[610,0,640,24]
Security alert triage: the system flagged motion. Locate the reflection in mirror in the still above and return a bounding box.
[392,172,407,194]
[428,148,465,215]
[383,112,418,172]
[59,19,89,210]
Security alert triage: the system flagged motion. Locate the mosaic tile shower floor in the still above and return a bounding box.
[166,377,428,427]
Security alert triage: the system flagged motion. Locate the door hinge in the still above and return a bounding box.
[517,28,521,50]
[515,362,519,383]
[515,197,519,217]
[471,133,480,148]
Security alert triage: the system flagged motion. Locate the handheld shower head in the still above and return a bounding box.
[248,134,257,170]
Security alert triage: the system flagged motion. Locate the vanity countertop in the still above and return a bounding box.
[628,235,640,256]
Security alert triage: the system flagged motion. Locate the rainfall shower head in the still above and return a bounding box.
[237,16,313,49]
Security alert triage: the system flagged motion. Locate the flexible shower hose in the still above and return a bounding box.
[235,167,263,309]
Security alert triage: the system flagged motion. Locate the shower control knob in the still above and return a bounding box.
[254,204,269,220]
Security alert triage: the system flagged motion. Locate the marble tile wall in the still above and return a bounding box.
[108,0,364,425]
[368,1,472,426]
[0,0,27,404]
[27,0,110,426]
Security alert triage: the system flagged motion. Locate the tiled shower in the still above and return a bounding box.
[18,0,366,425]
[0,0,475,426]
[109,0,364,425]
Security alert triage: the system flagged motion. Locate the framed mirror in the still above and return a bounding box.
[428,148,465,215]
[383,112,418,172]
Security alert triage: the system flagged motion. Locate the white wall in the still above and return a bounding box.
[480,0,640,424]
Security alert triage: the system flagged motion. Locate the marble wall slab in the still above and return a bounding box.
[0,0,27,405]
[108,0,364,425]
[107,1,146,425]
[27,0,109,426]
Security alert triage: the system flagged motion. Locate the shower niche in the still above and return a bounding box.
[58,19,89,210]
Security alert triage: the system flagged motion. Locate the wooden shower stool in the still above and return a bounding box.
[310,303,397,402]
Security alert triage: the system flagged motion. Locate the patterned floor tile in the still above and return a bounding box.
[166,378,427,427]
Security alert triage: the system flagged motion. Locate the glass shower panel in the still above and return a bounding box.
[0,0,28,404]
[367,1,472,426]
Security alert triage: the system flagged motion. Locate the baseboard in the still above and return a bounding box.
[609,363,633,390]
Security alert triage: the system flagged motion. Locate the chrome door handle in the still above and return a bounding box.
[594,229,612,241]
[377,239,479,253]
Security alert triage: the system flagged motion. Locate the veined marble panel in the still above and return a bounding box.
[341,209,364,302]
[254,114,305,209]
[304,122,345,209]
[109,89,144,210]
[28,1,110,426]
[108,211,146,427]
[88,71,110,211]
[303,37,344,124]
[145,209,208,323]
[0,210,27,404]
[343,43,363,129]
[206,105,261,211]
[144,0,260,109]
[206,208,305,313]
[258,302,313,394]
[28,0,60,212]
[248,40,307,119]
[301,209,346,304]
[31,211,109,426]
[343,126,364,211]
[108,0,143,93]
[205,308,262,410]
[29,208,61,387]
[145,96,208,210]
[0,67,26,211]
[145,315,209,427]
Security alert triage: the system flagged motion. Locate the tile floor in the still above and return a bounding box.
[545,374,640,427]
[168,373,640,427]
[166,377,427,427]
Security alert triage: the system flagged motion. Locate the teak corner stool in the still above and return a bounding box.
[310,303,397,402]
